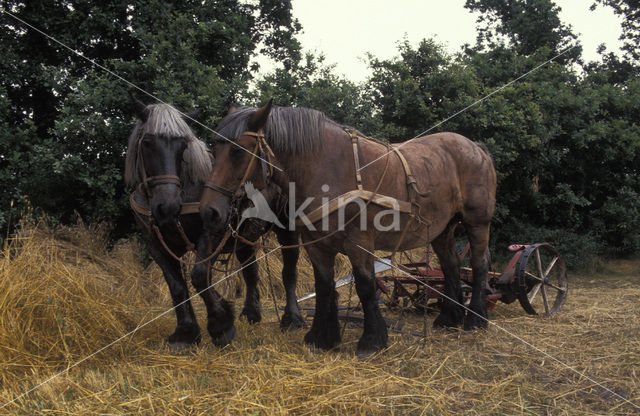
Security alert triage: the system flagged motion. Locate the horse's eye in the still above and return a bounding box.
[230,145,245,157]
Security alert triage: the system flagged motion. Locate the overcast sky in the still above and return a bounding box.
[256,0,624,83]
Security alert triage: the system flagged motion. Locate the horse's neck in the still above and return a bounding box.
[270,135,354,202]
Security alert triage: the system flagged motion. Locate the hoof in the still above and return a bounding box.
[433,311,463,329]
[207,298,236,346]
[463,310,488,331]
[356,322,388,358]
[303,324,341,351]
[167,325,201,346]
[280,310,306,331]
[210,324,236,347]
[240,306,262,324]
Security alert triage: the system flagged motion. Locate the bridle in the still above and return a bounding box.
[133,128,196,253]
[135,129,182,199]
[204,129,275,205]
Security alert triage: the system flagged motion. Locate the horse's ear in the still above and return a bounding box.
[247,99,273,132]
[182,108,203,121]
[227,105,238,115]
[129,91,148,122]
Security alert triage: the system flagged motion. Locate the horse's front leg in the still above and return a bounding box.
[148,240,201,347]
[303,243,340,350]
[191,234,235,346]
[344,239,388,357]
[236,244,261,324]
[276,229,305,330]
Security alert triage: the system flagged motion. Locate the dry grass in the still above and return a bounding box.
[0,220,639,415]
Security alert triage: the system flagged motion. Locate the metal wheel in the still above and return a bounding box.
[514,243,568,316]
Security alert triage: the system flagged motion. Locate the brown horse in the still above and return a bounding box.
[201,101,497,356]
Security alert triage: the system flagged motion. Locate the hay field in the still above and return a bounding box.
[0,221,639,415]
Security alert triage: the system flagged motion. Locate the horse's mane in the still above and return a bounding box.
[215,106,328,155]
[124,103,212,187]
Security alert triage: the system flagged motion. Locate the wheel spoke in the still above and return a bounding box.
[525,271,544,282]
[535,249,544,280]
[525,271,566,292]
[518,245,567,316]
[543,256,558,278]
[540,283,550,315]
[545,281,566,292]
[528,282,542,302]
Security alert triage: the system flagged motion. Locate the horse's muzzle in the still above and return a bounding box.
[200,202,228,232]
[150,187,182,228]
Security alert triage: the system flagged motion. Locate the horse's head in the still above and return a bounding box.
[200,100,274,232]
[125,95,209,228]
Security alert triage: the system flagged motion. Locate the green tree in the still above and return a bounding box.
[364,39,480,142]
[252,53,375,130]
[587,1,639,83]
[0,0,300,236]
[461,0,640,259]
[359,3,639,263]
[464,0,581,63]
[592,0,640,63]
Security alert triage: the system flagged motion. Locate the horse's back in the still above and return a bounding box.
[403,132,497,224]
[408,132,492,168]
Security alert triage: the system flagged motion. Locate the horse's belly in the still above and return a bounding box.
[371,215,450,252]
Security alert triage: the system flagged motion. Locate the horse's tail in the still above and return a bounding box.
[476,142,494,163]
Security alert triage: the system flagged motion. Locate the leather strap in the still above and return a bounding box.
[143,174,181,188]
[391,145,431,200]
[297,131,431,226]
[296,189,413,226]
[350,129,364,190]
[129,190,200,217]
[391,146,416,188]
[204,182,234,197]
[202,130,264,202]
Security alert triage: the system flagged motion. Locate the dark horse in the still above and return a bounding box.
[200,102,497,356]
[124,99,304,347]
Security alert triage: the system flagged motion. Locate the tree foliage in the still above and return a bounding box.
[464,0,582,62]
[0,0,300,236]
[593,0,640,63]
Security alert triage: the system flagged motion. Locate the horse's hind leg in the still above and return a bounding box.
[191,235,235,346]
[236,245,261,324]
[431,223,465,329]
[148,243,201,346]
[303,243,340,350]
[276,229,305,330]
[344,239,388,357]
[462,223,490,330]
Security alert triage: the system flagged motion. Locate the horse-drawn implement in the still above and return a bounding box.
[377,242,568,317]
[300,241,568,321]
